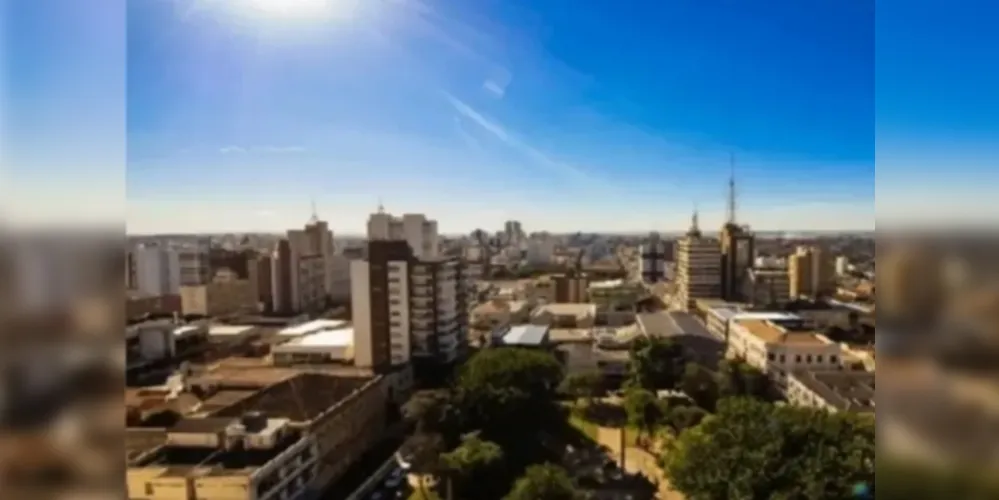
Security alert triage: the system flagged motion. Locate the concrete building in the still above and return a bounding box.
[504,220,525,246]
[553,273,589,303]
[639,234,671,284]
[674,211,721,311]
[493,324,550,348]
[788,245,834,300]
[719,222,754,301]
[132,246,181,296]
[726,316,843,391]
[272,326,354,366]
[351,240,468,371]
[177,246,211,287]
[530,303,597,329]
[270,238,326,315]
[525,238,556,265]
[129,373,391,499]
[744,268,791,308]
[587,279,645,312]
[786,370,874,413]
[247,253,274,313]
[471,299,531,330]
[179,270,257,317]
[835,255,850,276]
[367,209,439,260]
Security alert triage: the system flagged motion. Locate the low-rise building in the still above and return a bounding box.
[127,414,317,500]
[727,316,843,390]
[786,370,874,413]
[587,279,645,312]
[530,303,597,329]
[180,270,257,317]
[471,299,530,329]
[493,324,551,348]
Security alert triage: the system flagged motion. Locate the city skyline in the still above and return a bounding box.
[4,1,997,232]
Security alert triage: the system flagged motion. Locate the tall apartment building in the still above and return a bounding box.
[720,223,754,301]
[270,236,326,315]
[177,246,211,286]
[719,168,755,301]
[351,241,467,370]
[504,220,524,246]
[639,233,671,284]
[367,209,439,260]
[674,211,721,311]
[131,246,181,296]
[247,253,274,312]
[788,245,834,300]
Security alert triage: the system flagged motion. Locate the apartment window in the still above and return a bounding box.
[806,355,813,363]
[390,320,401,328]
[391,311,400,317]
[795,355,802,363]
[779,354,786,363]
[830,355,838,363]
[388,277,400,284]
[390,299,401,305]
[767,353,775,361]
[816,355,824,363]
[145,484,154,496]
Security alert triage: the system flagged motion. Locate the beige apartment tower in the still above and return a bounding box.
[674,210,721,311]
[788,245,834,300]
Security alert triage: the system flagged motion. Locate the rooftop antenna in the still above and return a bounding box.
[687,202,702,237]
[726,152,737,226]
[377,197,385,214]
[309,198,319,223]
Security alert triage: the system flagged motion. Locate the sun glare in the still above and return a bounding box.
[243,0,356,20]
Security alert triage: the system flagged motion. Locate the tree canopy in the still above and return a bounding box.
[559,371,604,404]
[622,387,666,438]
[504,463,581,500]
[716,358,770,401]
[627,336,686,390]
[661,398,874,499]
[455,348,564,438]
[440,432,507,499]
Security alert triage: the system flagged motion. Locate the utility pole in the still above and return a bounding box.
[620,426,627,471]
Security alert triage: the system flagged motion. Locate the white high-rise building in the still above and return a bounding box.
[132,246,181,296]
[368,209,439,259]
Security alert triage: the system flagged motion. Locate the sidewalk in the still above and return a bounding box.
[595,427,684,500]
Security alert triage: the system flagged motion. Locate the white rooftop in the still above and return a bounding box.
[208,325,256,336]
[173,325,202,337]
[590,279,626,289]
[278,319,348,336]
[287,328,354,347]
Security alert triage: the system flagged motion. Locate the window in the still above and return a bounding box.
[830,355,838,363]
[390,311,400,317]
[779,354,786,363]
[806,355,813,363]
[795,355,802,363]
[767,353,775,361]
[145,484,154,496]
[816,355,824,363]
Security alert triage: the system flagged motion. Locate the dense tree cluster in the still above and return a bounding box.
[627,336,686,390]
[402,348,576,499]
[661,398,875,499]
[504,463,581,500]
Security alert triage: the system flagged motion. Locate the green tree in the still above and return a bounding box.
[504,463,581,500]
[559,371,604,405]
[400,432,447,499]
[622,388,666,440]
[455,348,563,439]
[661,398,874,499]
[440,432,506,499]
[679,362,719,411]
[628,336,686,390]
[403,389,463,445]
[716,358,769,401]
[666,405,707,434]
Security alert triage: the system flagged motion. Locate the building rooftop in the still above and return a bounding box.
[208,325,257,337]
[589,279,626,289]
[533,303,598,318]
[735,319,828,346]
[285,327,353,347]
[127,428,168,464]
[501,325,550,346]
[209,373,375,422]
[132,433,303,474]
[278,319,348,336]
[791,370,875,413]
[636,312,680,336]
[173,325,204,338]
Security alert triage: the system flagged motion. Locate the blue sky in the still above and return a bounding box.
[2,0,996,233]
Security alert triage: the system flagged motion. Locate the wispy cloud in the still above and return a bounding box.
[483,68,512,98]
[219,145,305,154]
[444,94,603,187]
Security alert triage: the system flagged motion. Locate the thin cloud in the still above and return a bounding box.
[483,80,506,98]
[483,68,512,98]
[219,145,305,154]
[444,94,602,186]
